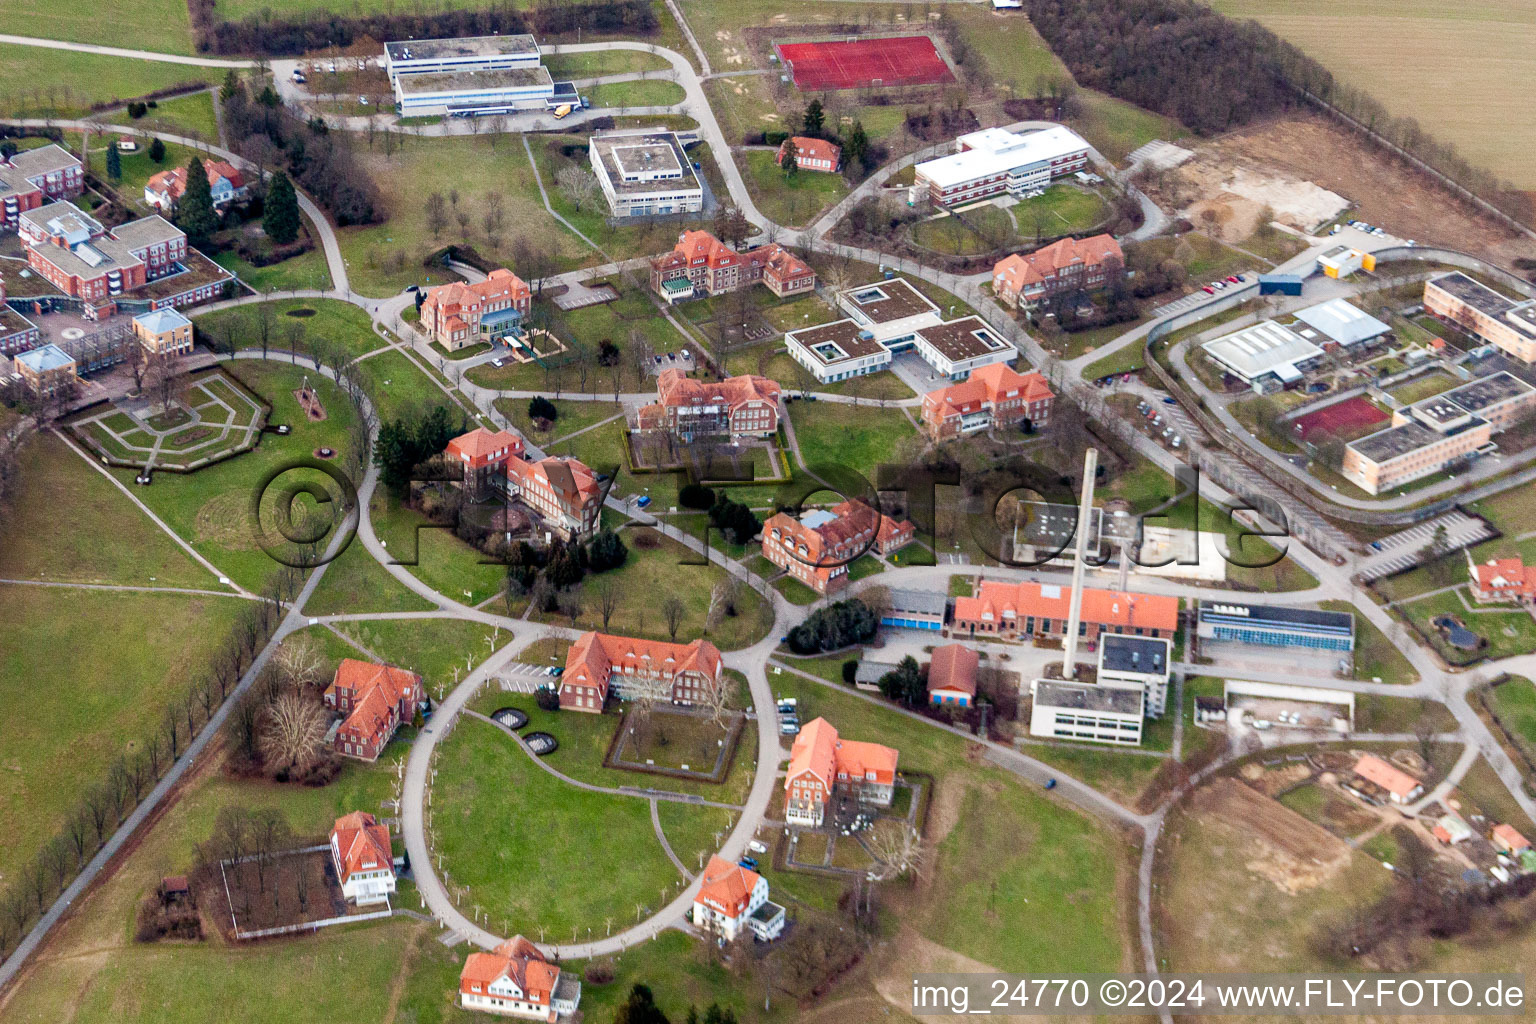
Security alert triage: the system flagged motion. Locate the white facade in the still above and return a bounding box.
[1029,679,1144,746]
[693,873,770,941]
[461,981,580,1020]
[330,839,396,906]
[590,130,704,218]
[784,322,891,383]
[392,67,555,116]
[384,35,541,77]
[915,125,1090,205]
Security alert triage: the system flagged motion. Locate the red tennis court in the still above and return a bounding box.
[1290,395,1388,442]
[775,36,955,91]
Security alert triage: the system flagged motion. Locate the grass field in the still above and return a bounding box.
[0,11,193,62]
[585,79,687,108]
[1317,600,1420,684]
[0,433,216,587]
[0,585,244,887]
[1400,587,1536,662]
[370,490,508,607]
[335,617,503,687]
[788,402,918,482]
[195,299,381,359]
[211,215,336,293]
[1208,0,1536,188]
[1488,676,1536,762]
[740,150,850,228]
[431,716,686,939]
[497,398,623,446]
[542,50,674,79]
[103,90,219,140]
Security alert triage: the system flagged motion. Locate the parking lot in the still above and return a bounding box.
[1152,275,1257,320]
[1356,510,1497,582]
[495,662,558,694]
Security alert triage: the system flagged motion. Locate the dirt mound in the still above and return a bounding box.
[1190,777,1350,894]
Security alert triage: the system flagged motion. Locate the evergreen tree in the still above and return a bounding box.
[148,137,166,162]
[801,98,826,138]
[779,143,798,179]
[528,395,558,422]
[105,143,122,183]
[263,171,301,245]
[878,655,926,707]
[175,156,219,243]
[844,119,869,172]
[586,528,629,572]
[613,985,670,1024]
[220,68,240,102]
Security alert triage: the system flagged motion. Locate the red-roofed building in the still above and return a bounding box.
[692,855,786,941]
[951,580,1178,643]
[559,631,723,712]
[927,643,978,707]
[421,269,532,350]
[504,454,603,541]
[446,427,525,497]
[992,234,1124,309]
[784,717,899,826]
[329,811,396,905]
[144,159,249,213]
[324,659,425,761]
[776,136,841,174]
[1492,823,1531,855]
[1352,754,1424,804]
[920,362,1054,441]
[762,499,915,594]
[634,367,781,441]
[648,230,816,304]
[460,935,581,1021]
[1468,554,1536,604]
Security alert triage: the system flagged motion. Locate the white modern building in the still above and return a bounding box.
[589,130,704,218]
[392,67,556,116]
[1201,320,1325,392]
[1097,634,1172,717]
[914,125,1091,206]
[385,35,542,76]
[785,277,1016,383]
[1292,298,1391,349]
[1029,679,1144,746]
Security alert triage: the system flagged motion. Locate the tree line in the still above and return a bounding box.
[192,0,657,56]
[0,569,306,961]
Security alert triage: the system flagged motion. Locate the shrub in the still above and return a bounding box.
[528,395,558,422]
[679,482,715,510]
[535,686,561,712]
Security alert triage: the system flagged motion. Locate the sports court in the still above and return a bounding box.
[775,36,955,91]
[1290,395,1388,442]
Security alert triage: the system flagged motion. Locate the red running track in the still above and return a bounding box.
[775,36,955,91]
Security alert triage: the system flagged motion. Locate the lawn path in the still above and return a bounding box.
[0,578,258,600]
[650,799,693,879]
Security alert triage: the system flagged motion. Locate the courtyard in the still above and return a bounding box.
[66,367,268,471]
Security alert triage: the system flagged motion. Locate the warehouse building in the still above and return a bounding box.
[385,34,541,76]
[1201,320,1325,392]
[914,125,1090,206]
[1196,601,1355,653]
[1029,679,1144,746]
[589,130,704,218]
[1424,272,1536,363]
[1292,298,1391,350]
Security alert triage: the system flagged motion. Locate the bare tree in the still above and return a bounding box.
[557,585,585,628]
[258,692,328,773]
[867,823,926,881]
[425,191,449,239]
[594,577,621,629]
[702,669,737,729]
[273,634,324,692]
[661,595,686,641]
[556,163,601,213]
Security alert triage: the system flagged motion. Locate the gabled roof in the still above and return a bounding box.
[506,454,602,507]
[461,934,560,1003]
[993,234,1123,293]
[1471,556,1536,595]
[446,426,524,462]
[696,855,762,916]
[331,811,393,884]
[923,363,1052,421]
[928,644,978,696]
[326,659,422,747]
[1353,754,1421,798]
[953,580,1177,633]
[1493,823,1531,851]
[780,136,841,166]
[561,632,723,698]
[653,368,781,411]
[422,268,530,318]
[785,717,898,793]
[146,160,245,201]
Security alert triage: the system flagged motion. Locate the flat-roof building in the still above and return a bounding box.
[1098,634,1172,717]
[1316,246,1375,280]
[589,130,704,219]
[1424,272,1536,363]
[1201,320,1324,392]
[1029,679,1144,745]
[384,34,541,76]
[914,125,1090,206]
[879,588,947,632]
[392,65,555,116]
[1196,601,1354,653]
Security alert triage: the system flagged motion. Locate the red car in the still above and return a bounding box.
[1226,275,1240,284]
[1202,285,1216,294]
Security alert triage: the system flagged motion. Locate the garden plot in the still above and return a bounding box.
[68,368,267,471]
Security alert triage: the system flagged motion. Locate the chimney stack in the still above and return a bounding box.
[1061,447,1098,678]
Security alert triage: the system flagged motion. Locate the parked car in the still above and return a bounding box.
[1044,778,1057,790]
[636,495,651,508]
[777,698,797,709]
[1225,275,1240,284]
[292,70,307,83]
[1171,437,1182,449]
[1163,397,1176,404]
[779,722,799,736]
[491,358,505,367]
[1202,285,1216,294]
[739,857,759,870]
[748,840,768,855]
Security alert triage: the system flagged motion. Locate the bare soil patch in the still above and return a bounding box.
[1153,113,1536,266]
[1188,777,1350,894]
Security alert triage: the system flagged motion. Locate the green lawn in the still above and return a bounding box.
[335,617,503,688]
[1488,677,1536,761]
[0,433,216,587]
[789,402,918,483]
[768,671,1127,973]
[302,536,436,616]
[739,150,850,229]
[773,575,822,605]
[0,47,201,116]
[370,490,507,607]
[85,138,197,213]
[211,216,336,293]
[195,299,380,359]
[1013,183,1113,237]
[1354,694,1456,734]
[432,716,685,939]
[0,585,245,887]
[496,397,623,445]
[354,348,463,425]
[656,800,737,872]
[526,529,773,652]
[585,79,687,108]
[1400,588,1536,662]
[541,50,673,79]
[105,90,219,142]
[1317,600,1420,684]
[107,361,359,592]
[1455,757,1536,837]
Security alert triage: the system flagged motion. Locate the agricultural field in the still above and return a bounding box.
[1209,0,1536,188]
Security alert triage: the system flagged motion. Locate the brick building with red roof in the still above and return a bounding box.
[776,136,841,173]
[634,367,781,441]
[460,935,582,1020]
[992,234,1124,309]
[504,454,603,542]
[920,362,1054,441]
[951,579,1177,643]
[329,811,396,905]
[927,643,979,707]
[784,717,899,826]
[421,269,532,350]
[324,658,425,761]
[648,230,816,304]
[445,426,525,497]
[761,499,915,595]
[558,631,723,712]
